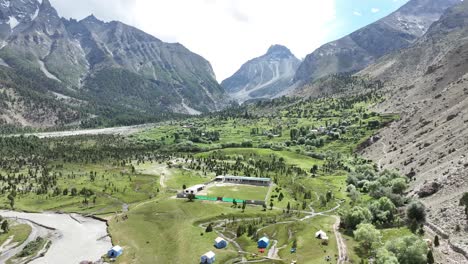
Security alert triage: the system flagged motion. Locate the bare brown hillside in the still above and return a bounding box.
[359,2,468,261]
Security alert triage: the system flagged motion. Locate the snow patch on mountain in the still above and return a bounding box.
[31,6,39,20]
[9,16,19,29]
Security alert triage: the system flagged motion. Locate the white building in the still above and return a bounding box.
[184,184,206,194]
[214,176,271,186]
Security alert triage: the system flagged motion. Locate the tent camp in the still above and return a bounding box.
[315,230,328,240]
[214,237,228,249]
[200,251,216,264]
[107,245,123,258]
[257,237,270,248]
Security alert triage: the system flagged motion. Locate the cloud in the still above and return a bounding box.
[353,11,362,16]
[50,0,136,23]
[50,0,337,81]
[371,8,380,13]
[227,1,250,23]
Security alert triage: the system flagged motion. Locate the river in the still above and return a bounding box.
[0,211,112,263]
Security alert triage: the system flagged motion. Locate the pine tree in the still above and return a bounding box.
[434,235,439,247]
[1,220,9,233]
[460,192,468,219]
[427,250,434,264]
[205,223,213,233]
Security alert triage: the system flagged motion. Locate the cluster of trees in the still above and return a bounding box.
[0,135,175,205]
[347,200,430,263]
[172,128,221,144]
[185,152,308,180]
[339,160,437,264]
[346,166,408,206]
[354,223,430,264]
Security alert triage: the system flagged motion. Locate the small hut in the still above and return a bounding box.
[107,245,123,258]
[214,237,228,249]
[257,237,270,249]
[200,251,216,264]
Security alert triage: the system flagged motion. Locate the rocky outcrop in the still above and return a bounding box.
[418,181,441,198]
[222,45,300,103]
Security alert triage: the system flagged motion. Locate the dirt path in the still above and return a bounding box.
[333,216,348,264]
[197,199,345,263]
[267,240,286,260]
[159,172,167,189]
[0,236,14,252]
[265,184,274,203]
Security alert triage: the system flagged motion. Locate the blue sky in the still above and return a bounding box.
[329,0,410,41]
[51,0,411,81]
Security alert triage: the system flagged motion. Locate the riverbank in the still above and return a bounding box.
[0,211,111,263]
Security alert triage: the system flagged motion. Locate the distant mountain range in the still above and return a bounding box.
[221,45,300,103]
[223,0,459,102]
[0,0,463,128]
[293,0,460,84]
[0,0,226,128]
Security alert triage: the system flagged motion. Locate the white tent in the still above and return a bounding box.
[315,230,328,240]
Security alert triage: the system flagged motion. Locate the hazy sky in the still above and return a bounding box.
[49,0,409,81]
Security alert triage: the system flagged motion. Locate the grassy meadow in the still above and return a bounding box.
[0,95,406,263]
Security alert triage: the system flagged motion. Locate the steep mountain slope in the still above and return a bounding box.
[222,45,300,103]
[0,0,226,128]
[293,0,459,86]
[360,1,468,260]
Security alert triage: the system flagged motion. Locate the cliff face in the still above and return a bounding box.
[222,45,300,103]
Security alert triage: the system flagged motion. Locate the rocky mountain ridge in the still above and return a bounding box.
[0,0,226,128]
[292,0,460,87]
[221,44,300,103]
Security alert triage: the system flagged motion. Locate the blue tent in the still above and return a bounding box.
[200,251,216,264]
[214,237,228,249]
[107,245,123,258]
[257,237,270,249]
